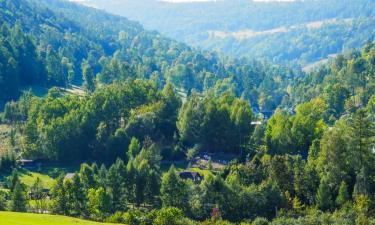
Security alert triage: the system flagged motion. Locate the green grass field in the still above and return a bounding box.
[19,171,56,189]
[0,212,122,225]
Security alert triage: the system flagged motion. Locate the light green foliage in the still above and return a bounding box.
[153,207,187,225]
[335,181,349,207]
[291,98,327,154]
[127,137,141,159]
[87,187,111,220]
[265,109,293,154]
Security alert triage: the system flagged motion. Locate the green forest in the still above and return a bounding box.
[0,0,374,225]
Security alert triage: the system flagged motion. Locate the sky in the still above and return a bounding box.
[69,0,296,2]
[161,0,295,2]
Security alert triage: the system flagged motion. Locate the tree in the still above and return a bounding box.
[315,178,332,211]
[127,137,141,159]
[11,182,27,212]
[160,166,189,211]
[82,61,96,93]
[230,98,254,153]
[107,159,127,212]
[30,177,48,212]
[316,119,350,190]
[353,167,370,198]
[153,207,186,225]
[158,83,182,142]
[265,109,293,154]
[8,169,20,192]
[354,195,370,225]
[291,98,327,155]
[0,190,7,211]
[87,187,111,220]
[66,174,87,216]
[177,91,205,145]
[336,181,349,207]
[80,163,97,191]
[51,175,68,215]
[97,164,108,189]
[348,109,374,172]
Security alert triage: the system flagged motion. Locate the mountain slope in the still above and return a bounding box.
[79,0,375,66]
[0,0,297,113]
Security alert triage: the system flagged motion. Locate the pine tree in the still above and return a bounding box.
[349,109,374,171]
[66,174,87,216]
[51,175,68,215]
[8,169,20,192]
[11,182,27,212]
[80,163,96,190]
[353,167,370,198]
[107,159,127,211]
[336,181,349,207]
[316,178,332,211]
[160,166,189,210]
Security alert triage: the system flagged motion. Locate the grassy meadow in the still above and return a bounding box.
[0,212,122,225]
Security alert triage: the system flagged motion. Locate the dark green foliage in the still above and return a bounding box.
[160,166,189,211]
[178,92,254,153]
[315,178,332,211]
[10,182,27,212]
[0,149,16,172]
[82,61,96,93]
[0,190,8,211]
[51,175,68,215]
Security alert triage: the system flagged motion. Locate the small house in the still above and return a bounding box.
[178,171,203,183]
[28,188,50,200]
[64,173,76,180]
[18,159,42,169]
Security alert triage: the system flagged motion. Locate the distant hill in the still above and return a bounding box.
[79,0,375,66]
[0,0,297,112]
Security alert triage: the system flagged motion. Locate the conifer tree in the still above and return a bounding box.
[11,182,27,212]
[336,181,349,207]
[316,178,332,211]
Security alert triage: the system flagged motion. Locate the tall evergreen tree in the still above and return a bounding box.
[82,61,96,93]
[51,175,68,215]
[160,166,189,211]
[316,178,332,211]
[11,182,27,212]
[336,181,349,207]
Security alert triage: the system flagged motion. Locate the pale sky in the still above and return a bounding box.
[162,0,295,2]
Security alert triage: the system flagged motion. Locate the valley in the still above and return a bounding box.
[0,0,374,224]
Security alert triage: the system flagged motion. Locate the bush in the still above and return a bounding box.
[106,211,125,224]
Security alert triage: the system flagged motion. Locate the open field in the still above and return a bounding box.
[0,212,122,225]
[19,171,56,189]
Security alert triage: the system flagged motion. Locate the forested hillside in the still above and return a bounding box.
[82,0,375,66]
[0,0,296,114]
[0,0,374,224]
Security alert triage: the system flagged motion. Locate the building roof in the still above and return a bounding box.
[64,173,76,180]
[178,171,202,181]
